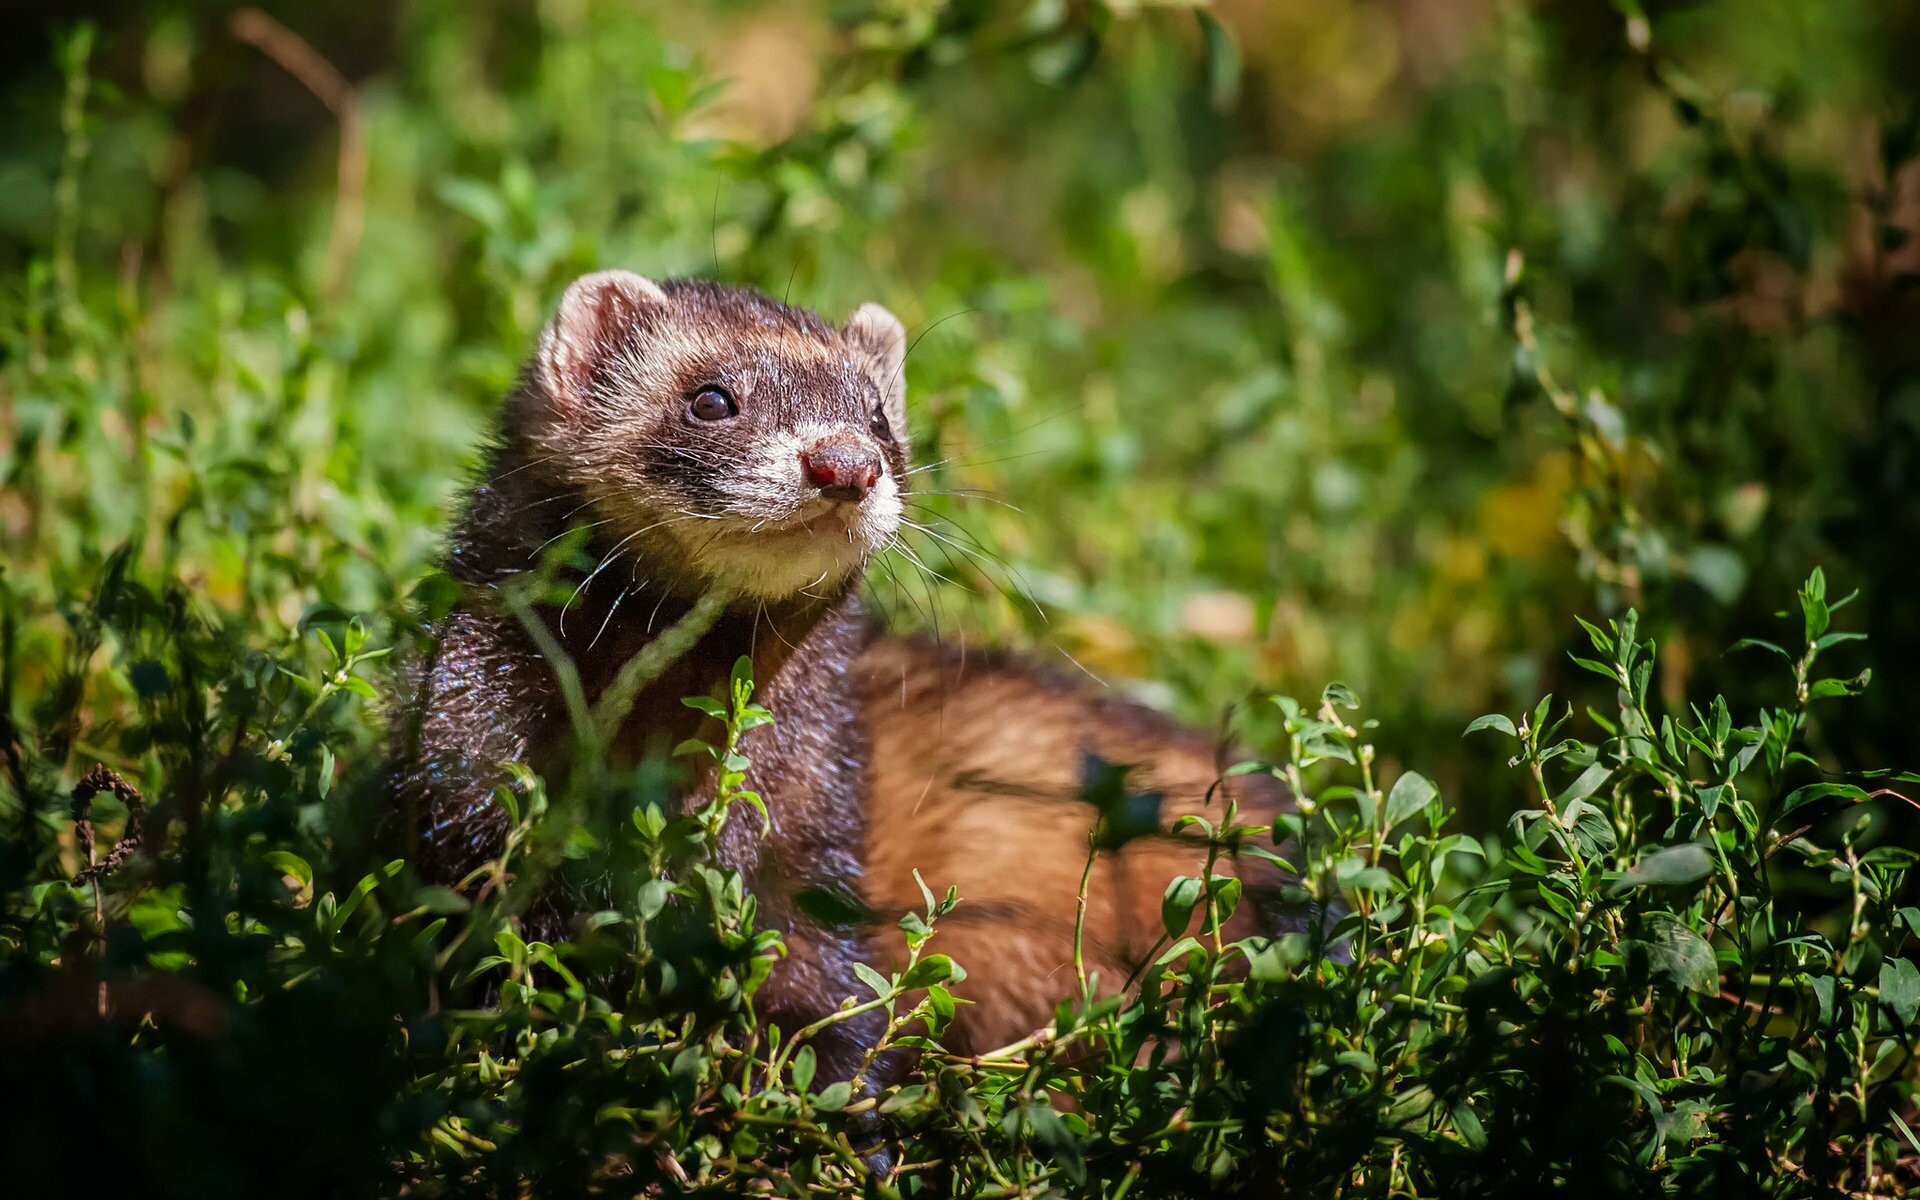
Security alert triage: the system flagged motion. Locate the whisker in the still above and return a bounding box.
[557,513,706,636]
[901,400,1086,482]
[528,513,612,561]
[905,447,1049,478]
[897,514,1048,627]
[868,551,931,631]
[501,491,586,519]
[884,538,959,590]
[558,526,648,637]
[888,307,980,399]
[489,449,572,482]
[590,581,644,651]
[906,489,1025,514]
[759,598,801,654]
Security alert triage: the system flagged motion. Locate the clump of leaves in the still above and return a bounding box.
[6,537,1913,1196]
[864,568,1912,1198]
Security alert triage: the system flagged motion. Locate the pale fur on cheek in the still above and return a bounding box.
[678,448,904,601]
[722,425,813,524]
[856,471,903,548]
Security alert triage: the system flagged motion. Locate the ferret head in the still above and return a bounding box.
[522,271,910,602]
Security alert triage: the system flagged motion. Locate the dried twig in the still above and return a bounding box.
[1770,788,1920,860]
[229,9,366,302]
[70,763,147,886]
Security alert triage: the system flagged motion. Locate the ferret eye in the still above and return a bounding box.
[689,386,736,421]
[870,405,893,442]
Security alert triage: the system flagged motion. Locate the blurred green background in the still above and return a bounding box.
[4,0,1917,826]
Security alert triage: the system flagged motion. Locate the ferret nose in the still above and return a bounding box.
[799,438,882,502]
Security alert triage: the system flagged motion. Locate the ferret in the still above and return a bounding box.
[389,270,1301,1081]
[388,270,912,1082]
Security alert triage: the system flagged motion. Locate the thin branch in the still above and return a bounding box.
[230,9,366,303]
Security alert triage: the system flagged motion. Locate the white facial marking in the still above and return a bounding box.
[663,420,901,600]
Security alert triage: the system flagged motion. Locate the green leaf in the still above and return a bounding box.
[1800,567,1830,641]
[1774,781,1869,824]
[813,1081,852,1112]
[412,886,471,914]
[1643,914,1718,995]
[791,1045,816,1093]
[1429,834,1485,862]
[901,954,965,988]
[409,917,447,957]
[323,860,403,937]
[880,1084,930,1116]
[128,659,169,698]
[1080,754,1165,850]
[1894,1112,1920,1159]
[793,882,875,928]
[1879,956,1920,1025]
[1342,865,1396,892]
[1617,844,1713,890]
[1155,936,1203,965]
[1321,681,1360,710]
[1808,670,1871,699]
[1162,875,1203,939]
[262,850,312,890]
[636,878,674,920]
[1451,1101,1488,1151]
[852,961,893,1000]
[1196,10,1241,111]
[1555,762,1612,808]
[1384,770,1437,830]
[1807,974,1836,1024]
[1464,713,1516,739]
[1814,630,1868,650]
[1562,798,1617,856]
[924,984,956,1034]
[1205,875,1243,928]
[437,176,508,227]
[1569,655,1617,681]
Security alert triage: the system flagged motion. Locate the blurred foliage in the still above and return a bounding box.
[2,0,1918,1194]
[2,0,1917,809]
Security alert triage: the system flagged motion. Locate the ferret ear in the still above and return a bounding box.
[537,270,668,410]
[845,302,908,433]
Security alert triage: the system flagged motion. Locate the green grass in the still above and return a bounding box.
[2,2,1917,1194]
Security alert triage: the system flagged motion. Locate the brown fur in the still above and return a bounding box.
[855,636,1296,1055]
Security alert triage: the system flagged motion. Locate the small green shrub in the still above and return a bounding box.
[4,529,1915,1195]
